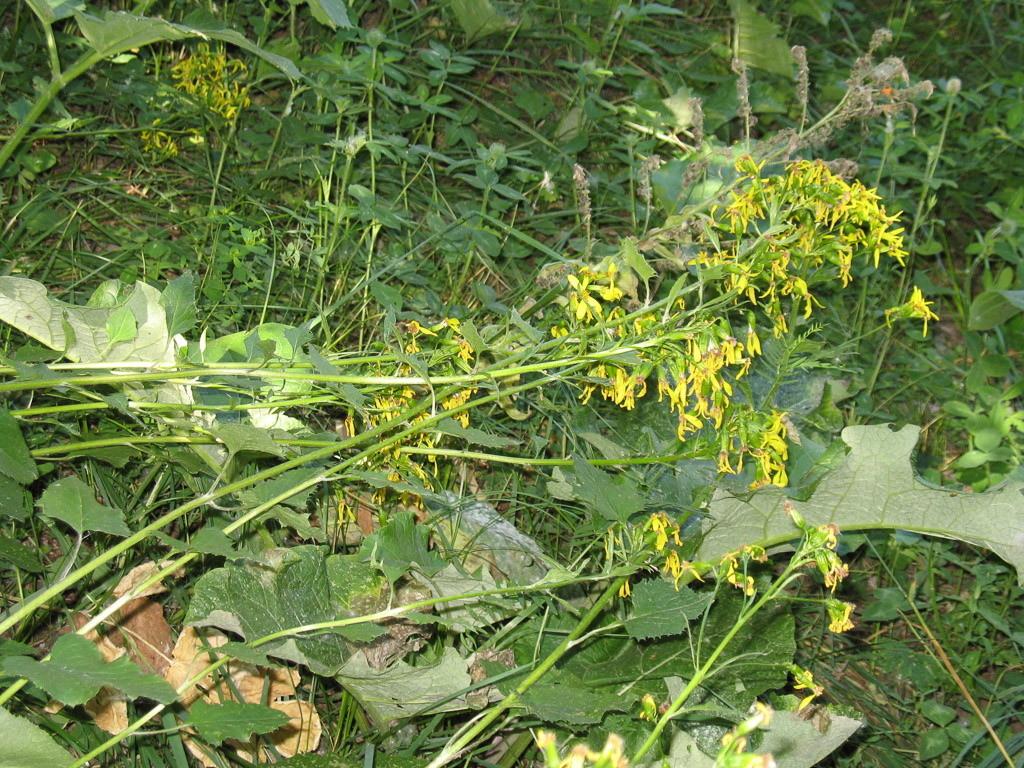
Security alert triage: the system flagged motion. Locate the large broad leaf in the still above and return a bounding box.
[37,476,130,537]
[0,705,73,768]
[185,547,388,676]
[359,510,446,584]
[0,277,174,364]
[510,584,793,721]
[624,579,712,641]
[2,633,176,706]
[450,0,514,42]
[548,457,646,525]
[758,697,862,768]
[186,699,290,744]
[74,11,301,80]
[731,0,793,78]
[968,289,1024,331]
[335,646,474,723]
[696,424,1024,585]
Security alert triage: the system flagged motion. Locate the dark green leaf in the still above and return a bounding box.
[433,418,518,449]
[359,510,445,583]
[38,476,129,537]
[186,699,290,744]
[918,729,949,761]
[186,547,387,675]
[0,532,43,573]
[624,579,711,640]
[0,409,38,484]
[211,423,285,458]
[520,669,628,725]
[4,633,176,706]
[557,457,646,524]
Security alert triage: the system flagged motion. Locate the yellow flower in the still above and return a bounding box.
[885,286,939,337]
[790,666,824,711]
[826,598,855,633]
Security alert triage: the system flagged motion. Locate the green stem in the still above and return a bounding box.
[0,48,105,176]
[425,575,630,768]
[631,565,802,764]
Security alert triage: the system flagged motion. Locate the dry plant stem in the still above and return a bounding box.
[907,610,1013,768]
[425,575,630,768]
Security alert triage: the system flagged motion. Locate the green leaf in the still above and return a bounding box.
[301,0,352,28]
[211,423,286,459]
[619,237,657,289]
[0,277,174,364]
[161,273,198,336]
[104,304,138,346]
[696,425,1024,585]
[186,699,290,744]
[921,699,957,727]
[757,699,862,768]
[360,510,446,584]
[0,409,38,484]
[3,633,176,706]
[450,0,513,42]
[38,476,129,537]
[0,532,43,573]
[624,579,712,641]
[335,646,474,723]
[186,547,387,676]
[74,11,301,80]
[520,668,628,725]
[0,705,73,768]
[433,418,518,449]
[551,457,646,524]
[24,0,84,23]
[918,728,949,761]
[968,289,1024,331]
[0,475,30,522]
[430,492,550,586]
[731,0,794,77]
[860,587,912,622]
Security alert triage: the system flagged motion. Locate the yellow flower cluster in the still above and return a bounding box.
[699,156,908,338]
[716,701,775,768]
[172,44,251,120]
[885,286,940,337]
[361,318,478,507]
[564,261,624,326]
[555,257,788,488]
[719,544,767,597]
[141,118,178,157]
[789,665,824,711]
[535,732,627,768]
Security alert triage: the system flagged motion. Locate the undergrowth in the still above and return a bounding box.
[0,1,1022,767]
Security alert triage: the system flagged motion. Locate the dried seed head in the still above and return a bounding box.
[732,58,751,120]
[638,155,663,207]
[573,164,592,230]
[688,96,705,147]
[792,45,809,112]
[868,28,893,54]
